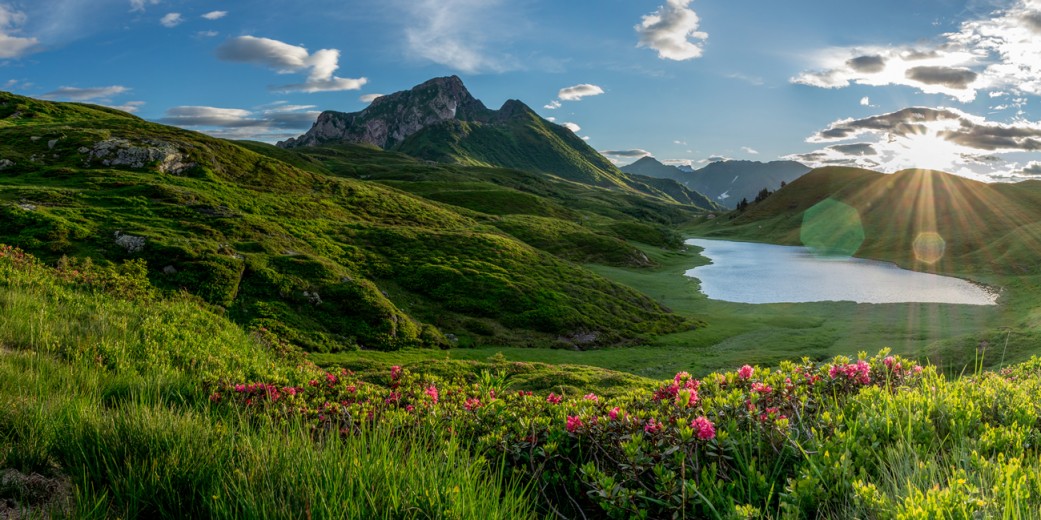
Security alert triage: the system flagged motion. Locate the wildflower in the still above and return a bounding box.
[209,392,221,403]
[282,386,298,397]
[234,384,246,393]
[546,393,562,404]
[385,392,400,404]
[738,365,754,380]
[883,356,895,369]
[751,382,773,394]
[690,416,716,440]
[405,405,415,412]
[653,383,680,402]
[425,385,439,404]
[566,415,583,433]
[583,393,599,403]
[346,385,357,393]
[390,365,402,380]
[608,407,620,420]
[674,371,691,383]
[308,379,319,387]
[644,418,663,434]
[325,372,338,384]
[913,365,924,374]
[676,389,698,408]
[464,397,482,411]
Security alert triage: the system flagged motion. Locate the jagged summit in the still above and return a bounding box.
[278,75,490,149]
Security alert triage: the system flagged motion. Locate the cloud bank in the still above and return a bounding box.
[0,4,38,58]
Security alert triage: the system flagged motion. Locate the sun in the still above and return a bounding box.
[889,133,964,172]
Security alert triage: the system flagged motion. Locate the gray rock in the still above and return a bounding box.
[89,138,195,174]
[47,139,58,149]
[17,203,36,211]
[163,265,178,275]
[0,158,13,170]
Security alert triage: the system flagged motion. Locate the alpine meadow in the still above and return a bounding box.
[4,1,1041,518]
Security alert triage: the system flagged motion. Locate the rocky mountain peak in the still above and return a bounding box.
[278,75,490,149]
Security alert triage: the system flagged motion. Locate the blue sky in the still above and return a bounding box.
[2,0,1040,180]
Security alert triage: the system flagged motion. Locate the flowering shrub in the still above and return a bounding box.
[215,350,929,517]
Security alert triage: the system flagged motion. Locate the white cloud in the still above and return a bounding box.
[401,0,517,73]
[159,12,183,28]
[0,4,38,59]
[673,140,687,145]
[158,104,321,141]
[201,10,227,20]
[359,93,383,103]
[41,85,129,101]
[793,0,1041,101]
[860,96,871,106]
[104,101,145,113]
[558,84,604,101]
[582,136,590,141]
[741,146,759,155]
[562,122,581,133]
[1021,160,1041,175]
[545,116,556,122]
[601,149,652,158]
[635,0,708,61]
[543,100,561,110]
[129,0,160,12]
[216,36,368,93]
[197,30,218,38]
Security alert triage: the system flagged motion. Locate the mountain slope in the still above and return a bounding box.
[0,91,692,351]
[695,166,1041,276]
[279,77,718,208]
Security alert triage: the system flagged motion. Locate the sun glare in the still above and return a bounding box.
[890,133,964,172]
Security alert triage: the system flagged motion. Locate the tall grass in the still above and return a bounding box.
[0,254,539,519]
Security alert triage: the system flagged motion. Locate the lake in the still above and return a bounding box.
[685,239,998,305]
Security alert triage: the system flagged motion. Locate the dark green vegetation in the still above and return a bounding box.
[620,156,810,209]
[0,91,719,353]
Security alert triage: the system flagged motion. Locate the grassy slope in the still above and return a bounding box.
[0,92,698,351]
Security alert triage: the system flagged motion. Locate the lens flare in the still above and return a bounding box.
[913,232,946,264]
[800,198,864,257]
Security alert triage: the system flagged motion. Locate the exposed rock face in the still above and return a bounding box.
[88,138,195,174]
[278,76,490,149]
[0,158,13,170]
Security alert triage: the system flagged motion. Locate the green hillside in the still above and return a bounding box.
[0,91,704,352]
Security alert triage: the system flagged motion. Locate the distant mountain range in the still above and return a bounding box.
[279,76,720,210]
[620,156,810,209]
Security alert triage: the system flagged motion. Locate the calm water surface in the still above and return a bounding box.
[685,239,997,305]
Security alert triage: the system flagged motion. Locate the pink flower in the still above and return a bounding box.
[546,393,562,404]
[691,416,716,440]
[308,379,319,387]
[405,405,415,412]
[464,397,482,411]
[325,373,338,384]
[738,365,754,380]
[883,356,895,369]
[608,407,620,420]
[751,382,773,394]
[913,365,923,374]
[390,366,402,380]
[425,385,439,404]
[282,386,298,397]
[566,415,583,433]
[583,393,599,403]
[385,392,401,404]
[828,365,840,379]
[209,392,221,402]
[644,418,663,434]
[676,389,698,408]
[674,371,691,383]
[234,384,246,393]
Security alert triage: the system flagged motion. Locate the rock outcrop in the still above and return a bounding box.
[88,138,195,174]
[278,76,489,149]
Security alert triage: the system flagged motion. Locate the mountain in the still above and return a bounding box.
[0,90,698,353]
[688,160,810,208]
[694,166,1041,276]
[280,77,719,208]
[620,157,810,209]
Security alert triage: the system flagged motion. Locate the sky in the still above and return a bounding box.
[2,0,1041,181]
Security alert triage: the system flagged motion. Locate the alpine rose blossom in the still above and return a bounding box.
[691,416,716,440]
[566,415,583,433]
[584,393,599,403]
[425,385,439,404]
[608,407,620,420]
[546,393,562,404]
[738,365,754,380]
